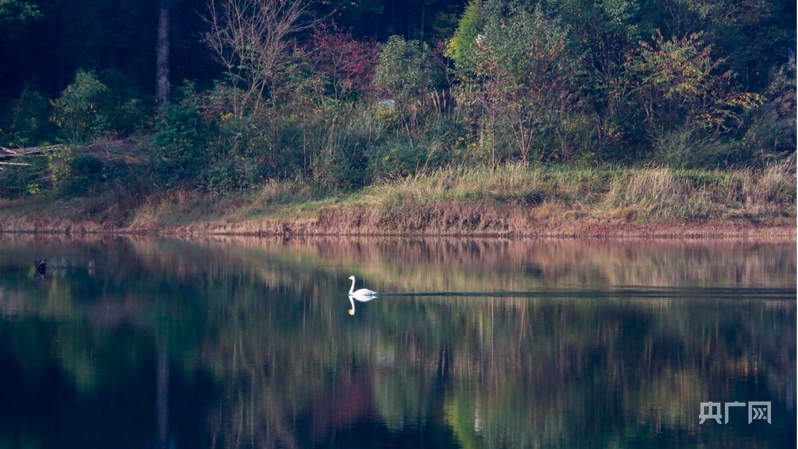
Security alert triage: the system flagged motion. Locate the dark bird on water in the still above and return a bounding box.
[35,258,46,279]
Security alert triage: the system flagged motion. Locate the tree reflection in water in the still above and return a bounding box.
[0,235,793,449]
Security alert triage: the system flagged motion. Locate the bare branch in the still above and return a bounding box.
[202,0,321,116]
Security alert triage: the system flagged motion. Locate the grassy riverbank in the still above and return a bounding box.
[0,163,794,237]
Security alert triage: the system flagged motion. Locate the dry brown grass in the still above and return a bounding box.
[0,162,794,237]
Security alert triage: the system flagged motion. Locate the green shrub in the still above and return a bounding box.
[49,70,150,143]
[57,153,105,196]
[367,115,463,179]
[740,63,796,163]
[148,86,211,188]
[204,154,263,194]
[373,36,442,107]
[444,0,484,70]
[650,125,736,168]
[367,139,430,179]
[51,71,114,143]
[1,86,55,148]
[311,144,367,191]
[97,69,150,137]
[302,101,387,191]
[0,157,48,199]
[626,31,763,137]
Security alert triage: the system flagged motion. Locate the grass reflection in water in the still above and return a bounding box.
[0,236,793,449]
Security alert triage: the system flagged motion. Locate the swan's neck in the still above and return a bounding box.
[348,296,355,315]
[349,277,356,294]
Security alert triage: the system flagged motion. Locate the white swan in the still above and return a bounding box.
[348,275,377,297]
[347,275,377,315]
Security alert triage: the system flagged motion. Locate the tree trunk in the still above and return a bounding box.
[156,0,170,109]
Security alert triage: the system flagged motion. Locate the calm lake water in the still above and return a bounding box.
[0,235,794,449]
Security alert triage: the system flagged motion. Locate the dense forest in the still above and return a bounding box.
[0,0,794,202]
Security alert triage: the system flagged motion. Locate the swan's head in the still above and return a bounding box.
[348,275,355,280]
[348,309,355,315]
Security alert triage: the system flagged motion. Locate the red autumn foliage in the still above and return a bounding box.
[307,25,380,99]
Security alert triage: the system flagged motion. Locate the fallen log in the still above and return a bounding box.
[0,144,65,158]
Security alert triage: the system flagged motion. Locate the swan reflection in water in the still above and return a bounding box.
[347,275,377,315]
[348,294,377,315]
